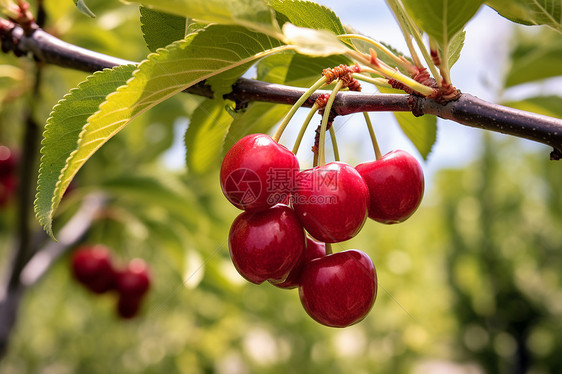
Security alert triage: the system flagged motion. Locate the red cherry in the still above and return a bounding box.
[116,294,142,319]
[356,150,424,224]
[228,204,305,284]
[116,259,151,297]
[0,146,18,207]
[270,237,326,289]
[299,250,377,328]
[292,162,369,243]
[220,134,299,211]
[71,245,116,294]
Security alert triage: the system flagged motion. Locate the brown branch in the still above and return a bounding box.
[1,22,561,158]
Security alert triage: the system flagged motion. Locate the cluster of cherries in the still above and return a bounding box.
[220,133,424,327]
[0,146,18,208]
[71,245,151,319]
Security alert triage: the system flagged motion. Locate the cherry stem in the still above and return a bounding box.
[329,127,340,162]
[272,76,327,143]
[363,112,382,160]
[318,79,344,167]
[353,73,392,89]
[338,33,416,75]
[356,62,435,97]
[325,243,333,255]
[292,103,319,154]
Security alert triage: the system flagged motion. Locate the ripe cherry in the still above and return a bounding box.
[228,204,305,284]
[116,295,142,319]
[116,259,151,297]
[270,238,326,289]
[292,162,369,243]
[220,134,299,211]
[0,146,18,207]
[299,249,377,328]
[356,150,424,224]
[71,245,116,294]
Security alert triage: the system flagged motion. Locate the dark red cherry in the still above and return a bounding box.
[270,238,326,289]
[292,162,369,243]
[299,249,377,328]
[356,150,424,224]
[220,134,299,211]
[116,294,142,319]
[116,259,151,297]
[228,204,305,284]
[71,245,116,294]
[0,146,18,207]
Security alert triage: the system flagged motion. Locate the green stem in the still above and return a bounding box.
[292,103,319,154]
[338,34,415,74]
[356,61,435,96]
[363,112,382,160]
[325,243,333,255]
[353,73,393,89]
[318,80,344,167]
[329,127,340,162]
[272,76,327,142]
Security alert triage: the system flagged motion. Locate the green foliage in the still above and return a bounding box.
[504,28,562,87]
[130,0,279,36]
[73,0,96,18]
[501,95,562,118]
[401,0,483,62]
[268,0,347,36]
[35,65,137,238]
[486,0,562,32]
[140,6,187,52]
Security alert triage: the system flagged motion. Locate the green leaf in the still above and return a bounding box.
[130,0,279,36]
[485,0,562,32]
[448,30,465,68]
[73,0,96,18]
[140,6,187,52]
[401,0,483,69]
[282,23,348,57]
[379,87,437,159]
[35,65,136,238]
[504,28,562,87]
[395,112,437,160]
[37,25,283,236]
[268,0,347,35]
[185,99,234,175]
[501,96,562,118]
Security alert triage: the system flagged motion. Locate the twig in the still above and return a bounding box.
[1,23,561,156]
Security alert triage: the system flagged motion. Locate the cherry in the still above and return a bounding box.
[220,134,299,211]
[116,258,151,297]
[0,146,18,207]
[228,204,305,284]
[356,150,424,224]
[299,249,377,328]
[71,245,117,294]
[270,237,326,289]
[116,294,142,319]
[292,162,369,243]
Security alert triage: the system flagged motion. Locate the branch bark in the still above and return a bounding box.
[2,22,561,158]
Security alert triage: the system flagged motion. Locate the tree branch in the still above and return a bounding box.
[2,22,561,158]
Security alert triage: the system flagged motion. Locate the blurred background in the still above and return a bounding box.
[0,0,561,373]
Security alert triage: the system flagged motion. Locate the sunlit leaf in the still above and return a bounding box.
[486,0,562,32]
[140,6,187,52]
[35,65,136,238]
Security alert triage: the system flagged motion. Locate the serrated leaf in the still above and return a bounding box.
[130,0,279,36]
[268,0,346,35]
[140,6,187,52]
[448,30,465,68]
[486,0,562,32]
[37,25,284,237]
[401,0,483,72]
[501,96,562,118]
[185,99,234,175]
[379,87,437,159]
[504,28,562,87]
[35,65,136,238]
[73,0,96,18]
